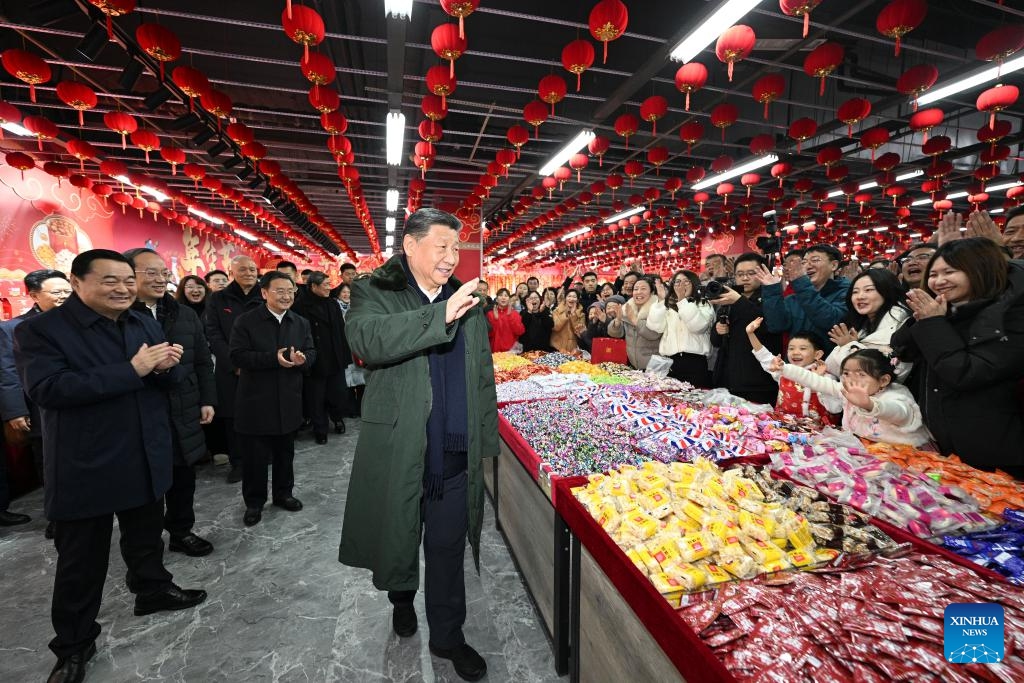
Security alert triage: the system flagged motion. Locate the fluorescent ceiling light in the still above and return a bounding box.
[986,180,1023,193]
[918,54,1024,106]
[262,196,273,206]
[828,179,879,198]
[385,235,395,247]
[386,189,399,212]
[762,209,776,217]
[896,170,923,182]
[386,111,405,166]
[262,241,279,250]
[539,129,596,177]
[113,175,168,203]
[286,240,295,247]
[188,206,225,225]
[856,229,870,235]
[561,226,592,241]
[670,0,765,63]
[384,246,394,257]
[234,228,257,241]
[911,198,932,206]
[514,251,530,260]
[946,191,968,200]
[1,121,32,137]
[384,0,413,19]
[496,247,508,254]
[692,154,779,191]
[385,216,396,233]
[603,206,645,224]
[873,226,887,232]
[534,240,555,251]
[990,208,1005,214]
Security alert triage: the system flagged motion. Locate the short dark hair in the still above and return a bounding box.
[705,253,728,264]
[1005,205,1024,224]
[783,248,806,260]
[734,252,767,269]
[276,260,297,271]
[478,279,488,285]
[402,207,461,242]
[71,249,130,278]
[260,271,294,289]
[622,271,639,282]
[924,237,1009,302]
[582,271,598,280]
[24,269,68,292]
[841,348,896,383]
[789,331,825,352]
[339,263,357,274]
[495,288,511,297]
[524,290,541,301]
[306,271,329,287]
[300,268,312,277]
[868,259,890,268]
[805,244,842,263]
[121,247,159,269]
[896,242,937,266]
[204,269,228,283]
[527,276,539,283]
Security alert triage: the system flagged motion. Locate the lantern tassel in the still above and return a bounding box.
[29,84,36,103]
[121,132,127,150]
[848,123,853,138]
[727,62,734,82]
[304,43,309,62]
[106,16,113,41]
[576,72,581,92]
[287,0,293,19]
[912,95,919,112]
[145,150,150,164]
[894,37,901,57]
[990,112,996,129]
[819,76,826,97]
[78,110,84,127]
[450,59,455,79]
[78,158,84,172]
[550,100,555,116]
[159,62,165,82]
[685,91,690,112]
[36,137,42,151]
[803,12,810,38]
[923,130,929,144]
[652,120,657,136]
[602,40,608,64]
[459,15,465,40]
[172,163,177,176]
[764,101,769,120]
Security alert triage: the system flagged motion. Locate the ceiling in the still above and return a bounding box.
[1,0,1022,270]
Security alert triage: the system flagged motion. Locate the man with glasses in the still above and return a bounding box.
[203,270,229,292]
[125,249,216,558]
[0,269,71,532]
[229,271,315,527]
[15,249,206,683]
[897,243,937,291]
[204,256,263,483]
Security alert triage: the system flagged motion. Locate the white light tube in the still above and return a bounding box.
[386,111,406,166]
[692,154,779,190]
[670,0,765,63]
[539,130,596,177]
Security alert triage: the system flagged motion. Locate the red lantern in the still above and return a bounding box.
[909,108,943,143]
[562,39,595,92]
[322,111,349,136]
[876,0,927,56]
[615,112,639,148]
[539,75,567,116]
[508,124,530,157]
[780,0,822,38]
[422,94,449,131]
[0,101,20,141]
[826,164,849,183]
[282,5,325,61]
[496,148,517,175]
[977,25,1024,75]
[54,81,97,127]
[711,155,733,174]
[860,127,889,162]
[524,100,548,138]
[741,173,761,198]
[664,177,682,199]
[131,129,160,163]
[66,138,98,171]
[226,122,255,145]
[240,142,267,161]
[921,136,951,157]
[569,153,589,182]
[875,152,900,172]
[309,85,340,113]
[977,85,1018,129]
[978,120,1012,147]
[674,62,707,112]
[418,119,441,143]
[679,121,704,154]
[647,146,669,174]
[803,42,844,96]
[1,49,51,103]
[440,0,480,40]
[200,89,232,132]
[135,24,181,81]
[709,103,738,142]
[623,160,644,187]
[788,118,817,153]
[86,0,135,40]
[750,134,774,156]
[259,160,281,178]
[22,116,58,151]
[751,74,786,120]
[837,97,871,138]
[172,66,209,112]
[432,24,467,79]
[160,145,186,175]
[640,95,668,135]
[427,65,457,108]
[300,52,336,85]
[715,25,756,82]
[5,151,34,180]
[589,0,629,64]
[771,161,792,187]
[897,64,939,112]
[588,135,610,166]
[104,111,137,149]
[816,146,842,168]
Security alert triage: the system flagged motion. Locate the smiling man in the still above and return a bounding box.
[339,207,498,682]
[898,243,937,291]
[1003,206,1024,260]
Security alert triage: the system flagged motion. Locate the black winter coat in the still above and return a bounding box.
[14,294,179,520]
[230,306,316,436]
[891,260,1024,472]
[293,292,351,377]
[204,281,262,418]
[133,294,216,465]
[0,306,41,431]
[710,292,782,399]
[519,310,554,352]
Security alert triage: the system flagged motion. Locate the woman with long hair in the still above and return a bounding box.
[519,290,554,352]
[647,270,714,385]
[487,288,526,352]
[825,268,911,378]
[608,276,663,370]
[176,274,209,319]
[550,289,586,354]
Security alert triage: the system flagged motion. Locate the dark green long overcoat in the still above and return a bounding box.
[338,255,499,591]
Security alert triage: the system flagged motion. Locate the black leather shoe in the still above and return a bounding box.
[169,533,214,557]
[272,497,303,512]
[334,420,346,434]
[45,521,55,539]
[429,642,486,681]
[315,434,328,445]
[226,465,243,484]
[392,602,417,637]
[134,584,207,616]
[0,509,30,526]
[243,507,262,526]
[47,642,96,683]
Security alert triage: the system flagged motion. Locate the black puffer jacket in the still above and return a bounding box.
[293,292,351,378]
[710,291,782,400]
[134,294,217,465]
[204,281,262,418]
[891,260,1024,472]
[519,310,554,352]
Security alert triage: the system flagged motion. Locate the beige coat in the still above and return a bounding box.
[608,296,663,370]
[550,305,585,354]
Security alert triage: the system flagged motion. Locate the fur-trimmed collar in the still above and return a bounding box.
[370,254,464,292]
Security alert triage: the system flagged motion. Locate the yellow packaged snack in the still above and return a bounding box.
[675,532,714,562]
[706,496,741,516]
[680,500,717,527]
[700,562,732,585]
[705,478,728,502]
[648,539,681,568]
[771,538,789,549]
[666,462,699,484]
[642,460,669,477]
[727,476,764,503]
[663,561,707,591]
[760,557,791,573]
[612,495,638,515]
[595,503,620,533]
[622,511,658,541]
[720,555,758,579]
[649,572,685,602]
[636,547,662,575]
[636,472,668,492]
[684,489,714,507]
[739,510,775,542]
[625,548,648,575]
[814,548,841,563]
[605,478,632,499]
[640,490,672,519]
[787,548,816,568]
[744,538,784,564]
[787,518,815,552]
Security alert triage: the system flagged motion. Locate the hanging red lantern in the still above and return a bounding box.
[226,122,255,145]
[5,151,34,180]
[674,62,707,112]
[240,142,267,161]
[588,135,610,166]
[589,0,629,64]
[418,119,442,143]
[0,101,21,141]
[640,95,668,135]
[159,145,185,175]
[259,160,281,178]
[980,144,1010,165]
[69,173,92,195]
[496,148,517,175]
[647,146,669,174]
[55,81,97,127]
[679,121,704,154]
[710,103,738,142]
[135,23,180,81]
[1,49,51,103]
[66,138,98,171]
[896,64,939,112]
[569,153,589,182]
[664,177,683,199]
[300,52,336,85]
[874,152,900,172]
[440,0,480,40]
[523,100,548,138]
[909,108,943,144]
[715,25,756,82]
[788,118,817,153]
[860,127,889,161]
[978,120,1012,147]
[539,74,567,116]
[22,116,58,151]
[309,85,340,113]
[740,173,761,198]
[427,65,457,108]
[921,136,951,157]
[750,134,775,156]
[751,73,786,120]
[200,89,232,132]
[816,146,842,167]
[422,94,449,132]
[614,112,639,148]
[282,5,325,61]
[803,41,844,96]
[780,0,822,38]
[836,97,871,138]
[432,24,467,79]
[322,111,348,136]
[826,164,849,183]
[130,129,160,163]
[86,0,135,40]
[104,111,137,149]
[507,124,530,157]
[977,85,1018,129]
[172,66,209,112]
[623,160,644,187]
[711,155,734,174]
[976,25,1024,75]
[561,39,595,92]
[771,161,792,187]
[876,0,927,56]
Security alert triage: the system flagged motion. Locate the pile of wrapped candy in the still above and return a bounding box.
[529,352,582,367]
[500,400,643,476]
[491,352,532,371]
[942,508,1024,584]
[770,446,993,537]
[865,443,1024,516]
[495,373,599,404]
[556,360,608,377]
[680,551,1024,682]
[493,363,554,385]
[573,459,897,606]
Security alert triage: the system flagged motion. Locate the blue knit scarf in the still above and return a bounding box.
[403,258,468,500]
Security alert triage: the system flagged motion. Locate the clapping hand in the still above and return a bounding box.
[768,355,785,374]
[829,323,859,347]
[445,279,481,324]
[654,280,668,300]
[131,342,180,377]
[277,346,307,368]
[811,361,828,376]
[936,212,964,246]
[754,263,783,286]
[745,316,763,335]
[906,288,947,320]
[966,210,1003,243]
[841,376,874,411]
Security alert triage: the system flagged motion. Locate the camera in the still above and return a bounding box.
[756,213,781,269]
[703,278,733,299]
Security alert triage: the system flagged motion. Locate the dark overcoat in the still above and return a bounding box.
[0,306,41,429]
[293,293,351,378]
[203,281,262,419]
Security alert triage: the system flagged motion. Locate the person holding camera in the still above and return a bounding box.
[647,271,714,386]
[708,252,782,406]
[608,276,663,370]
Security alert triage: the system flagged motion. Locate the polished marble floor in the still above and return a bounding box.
[0,422,563,682]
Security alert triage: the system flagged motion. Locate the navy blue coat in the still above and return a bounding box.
[14,294,179,520]
[0,306,41,429]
